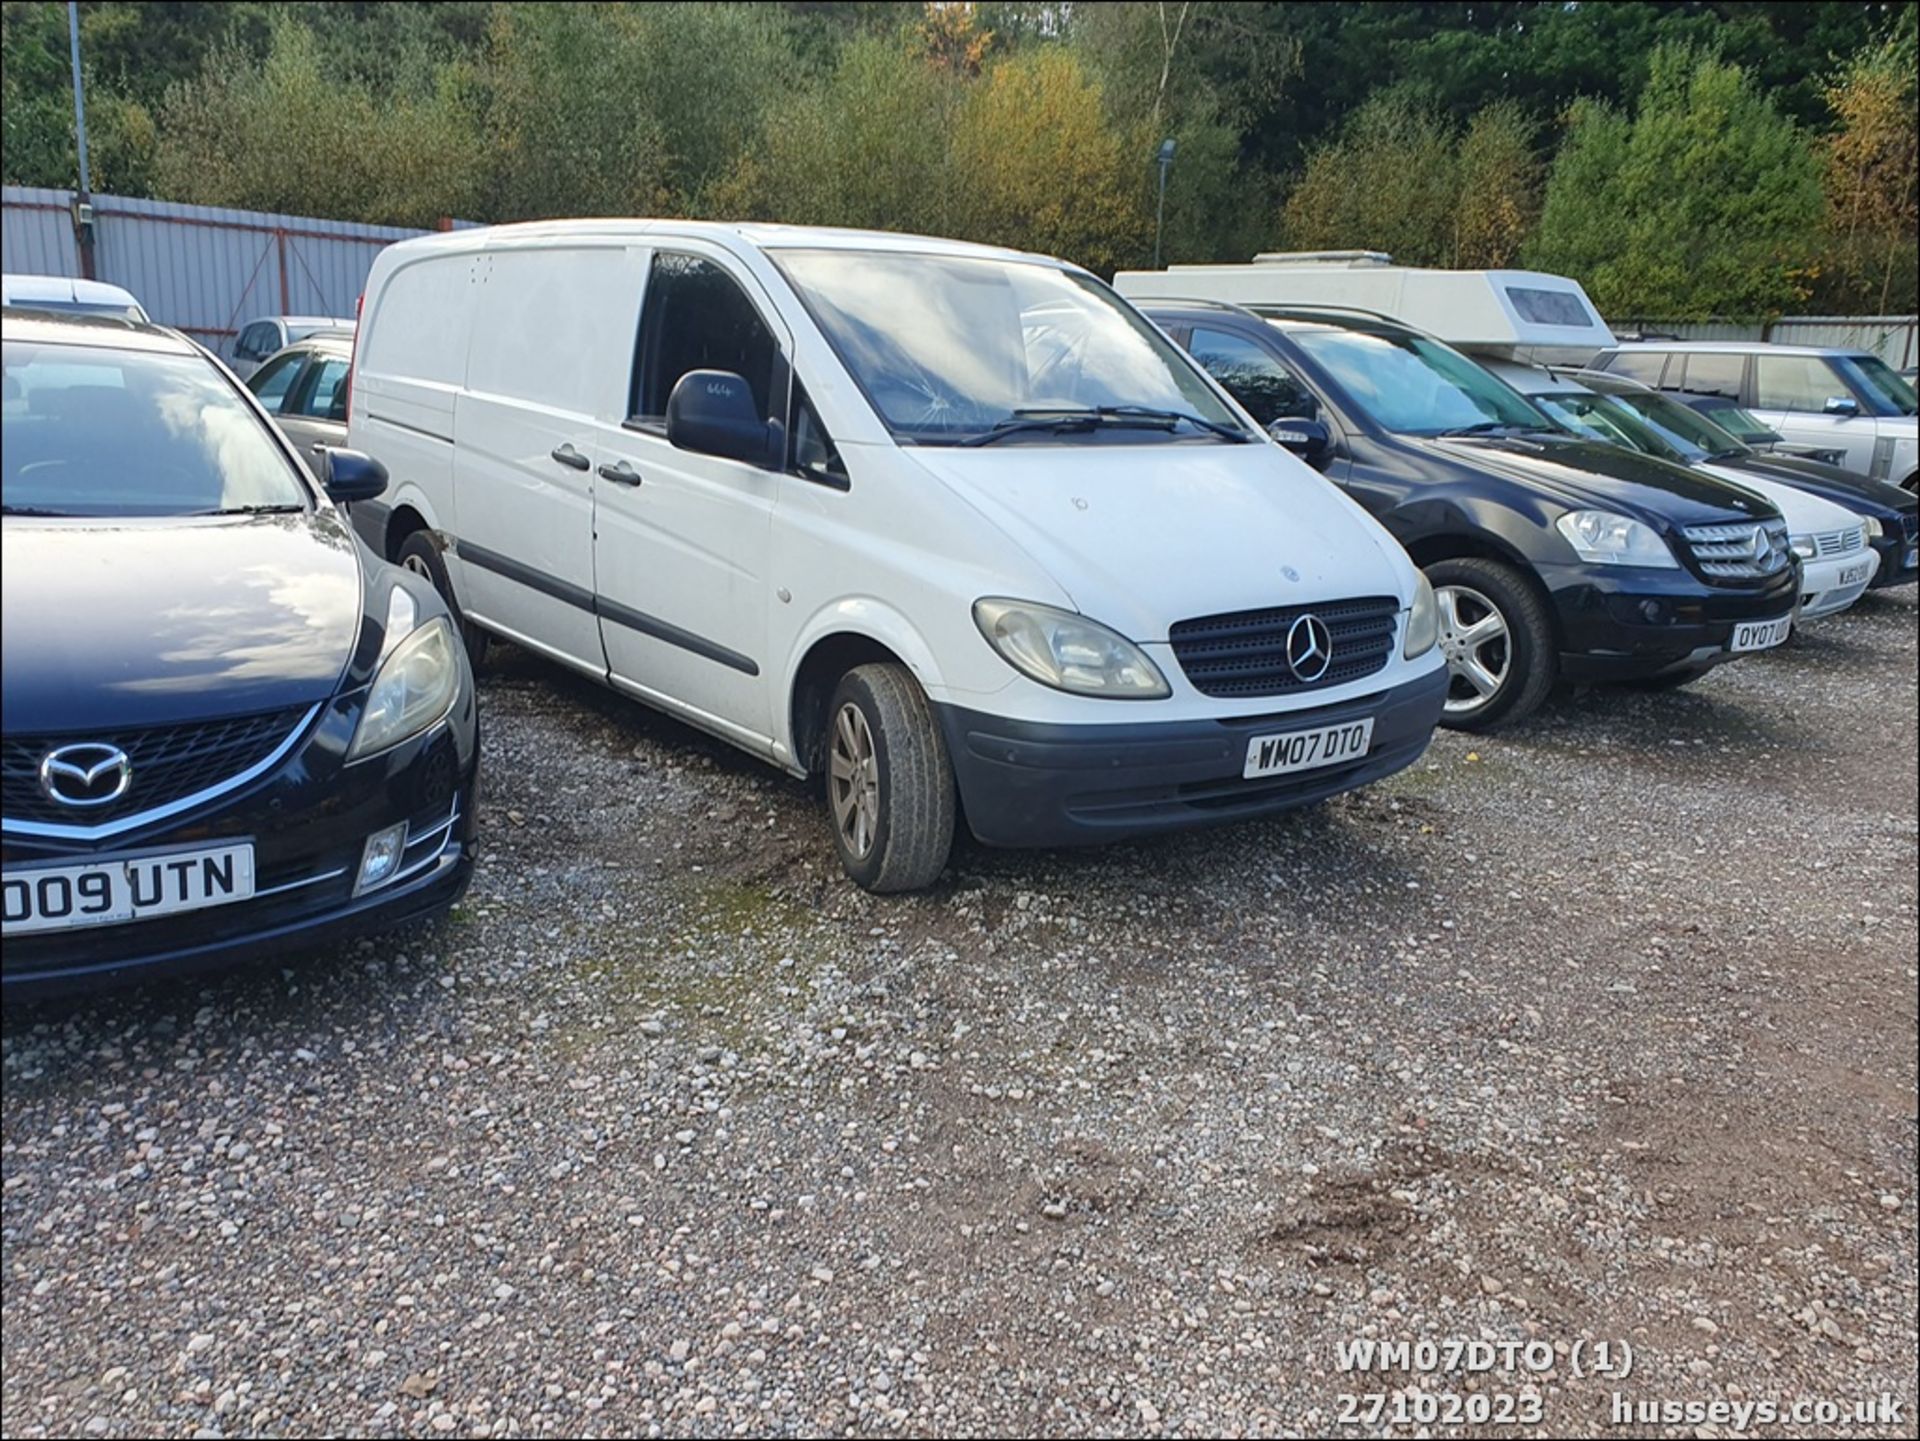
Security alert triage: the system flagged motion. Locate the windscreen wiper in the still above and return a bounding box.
[188,503,309,516]
[1,504,74,516]
[1437,421,1510,437]
[959,405,1247,447]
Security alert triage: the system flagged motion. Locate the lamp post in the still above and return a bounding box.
[1153,138,1176,269]
[67,0,96,278]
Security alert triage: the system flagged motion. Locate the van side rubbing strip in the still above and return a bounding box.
[452,541,759,676]
[596,597,760,676]
[455,540,597,613]
[367,412,454,445]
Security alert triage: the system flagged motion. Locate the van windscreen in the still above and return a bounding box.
[771,249,1243,446]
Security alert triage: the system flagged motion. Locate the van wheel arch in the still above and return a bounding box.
[790,633,918,776]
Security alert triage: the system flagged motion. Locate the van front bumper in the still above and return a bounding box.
[935,666,1447,849]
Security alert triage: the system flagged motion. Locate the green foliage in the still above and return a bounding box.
[2,1,1915,314]
[152,18,482,226]
[1281,93,1539,269]
[1529,44,1826,320]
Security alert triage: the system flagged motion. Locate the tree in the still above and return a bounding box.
[1818,31,1918,313]
[153,18,482,226]
[1279,94,1462,267]
[1452,101,1543,268]
[1528,44,1825,320]
[952,46,1150,273]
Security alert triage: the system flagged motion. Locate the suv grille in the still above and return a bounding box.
[1681,520,1791,581]
[1169,596,1398,699]
[1898,510,1917,542]
[2,707,310,827]
[1805,526,1864,557]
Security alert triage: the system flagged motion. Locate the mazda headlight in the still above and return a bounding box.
[1555,510,1678,568]
[347,615,460,759]
[973,599,1169,699]
[1403,571,1438,659]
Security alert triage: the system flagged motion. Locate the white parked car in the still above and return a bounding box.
[230,314,356,379]
[1593,341,1918,492]
[350,220,1448,889]
[1489,363,1880,620]
[1,273,147,322]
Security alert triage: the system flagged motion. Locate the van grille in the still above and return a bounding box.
[1806,526,1865,557]
[1681,520,1791,582]
[1169,596,1398,699]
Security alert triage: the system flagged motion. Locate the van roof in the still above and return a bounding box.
[383,218,1050,266]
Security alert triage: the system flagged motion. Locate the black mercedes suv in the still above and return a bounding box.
[1141,302,1801,728]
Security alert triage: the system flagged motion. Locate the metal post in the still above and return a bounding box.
[1153,138,1176,270]
[67,0,96,279]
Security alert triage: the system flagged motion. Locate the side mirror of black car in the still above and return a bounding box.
[667,369,777,469]
[1823,395,1860,417]
[1268,416,1333,470]
[317,447,389,504]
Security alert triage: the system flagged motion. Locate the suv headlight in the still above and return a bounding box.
[973,599,1170,699]
[1555,510,1678,568]
[347,614,460,760]
[1403,571,1438,658]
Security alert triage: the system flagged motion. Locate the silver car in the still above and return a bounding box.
[230,314,356,380]
[244,329,353,475]
[1593,340,1918,491]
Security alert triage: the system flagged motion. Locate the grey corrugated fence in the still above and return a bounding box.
[1614,314,1917,368]
[2,185,458,349]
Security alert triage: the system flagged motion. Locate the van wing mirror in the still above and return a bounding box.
[315,447,389,504]
[666,369,777,468]
[1268,416,1332,470]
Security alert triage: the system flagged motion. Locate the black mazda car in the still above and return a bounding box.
[1,308,477,994]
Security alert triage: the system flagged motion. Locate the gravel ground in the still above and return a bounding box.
[4,588,1915,1439]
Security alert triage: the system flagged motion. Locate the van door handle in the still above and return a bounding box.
[550,444,590,471]
[597,460,643,487]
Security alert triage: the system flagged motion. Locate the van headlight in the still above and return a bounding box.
[1790,535,1816,560]
[1555,510,1678,567]
[1404,572,1438,658]
[973,599,1170,699]
[347,615,460,759]
[1863,516,1883,539]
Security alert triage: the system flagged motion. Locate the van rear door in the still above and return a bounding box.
[453,244,642,674]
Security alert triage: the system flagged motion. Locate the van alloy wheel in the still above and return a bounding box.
[828,702,880,860]
[1435,583,1511,717]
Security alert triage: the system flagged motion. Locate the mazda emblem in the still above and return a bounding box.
[1285,614,1334,683]
[39,742,133,808]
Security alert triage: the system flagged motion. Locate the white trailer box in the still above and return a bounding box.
[1114,252,1615,361]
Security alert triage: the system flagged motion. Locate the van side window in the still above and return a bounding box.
[790,381,846,484]
[1189,327,1314,425]
[1678,352,1743,399]
[631,253,778,425]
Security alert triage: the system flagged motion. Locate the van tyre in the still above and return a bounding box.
[397,531,489,670]
[1426,557,1555,732]
[825,664,955,893]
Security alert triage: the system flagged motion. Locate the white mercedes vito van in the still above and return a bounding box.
[349,221,1447,890]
